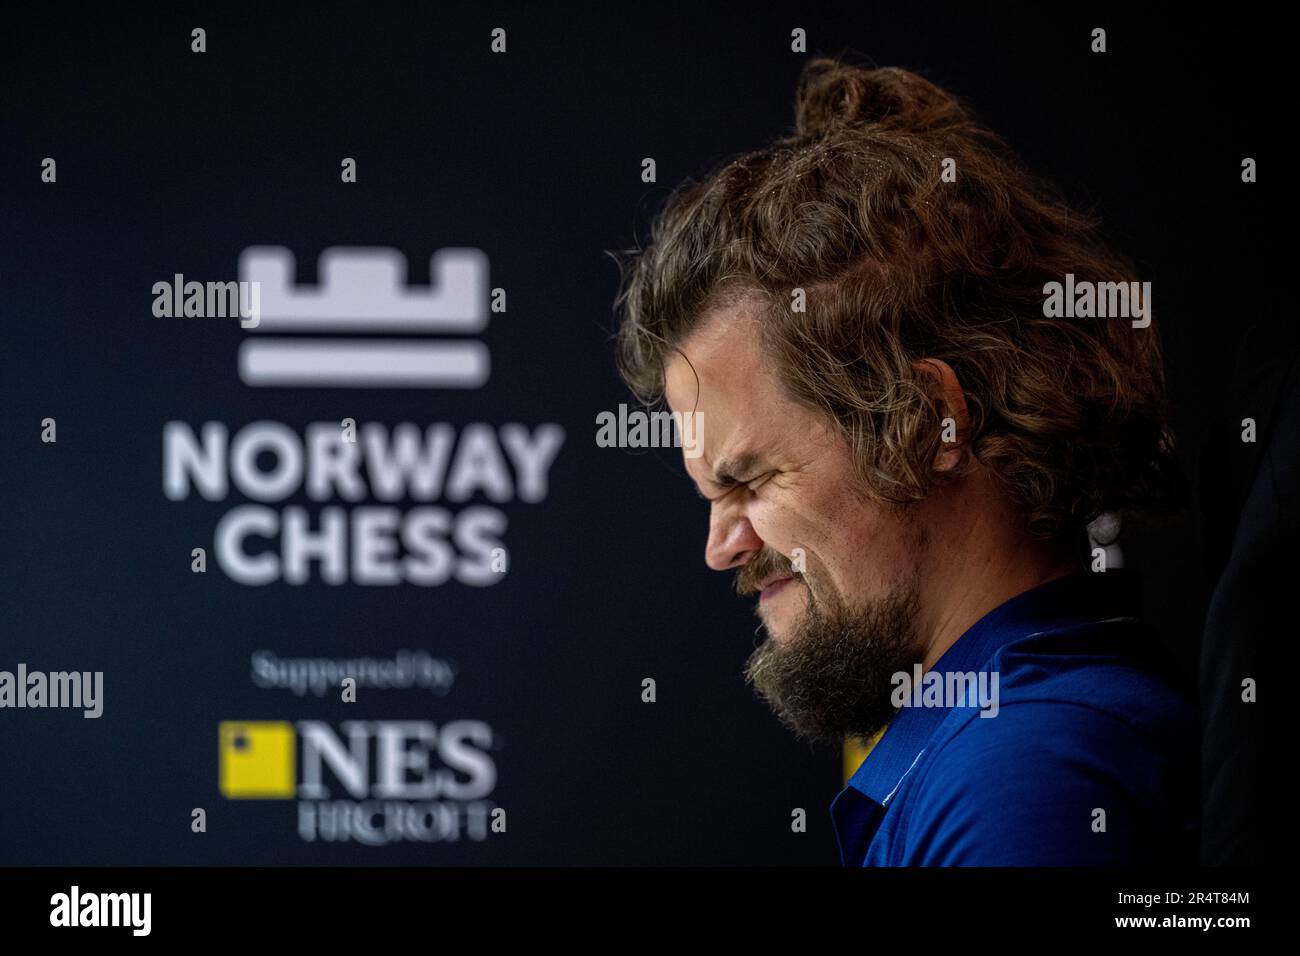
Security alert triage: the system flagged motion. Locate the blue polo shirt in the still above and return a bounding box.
[830,570,1199,866]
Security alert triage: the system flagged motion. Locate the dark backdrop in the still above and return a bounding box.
[0,2,1275,865]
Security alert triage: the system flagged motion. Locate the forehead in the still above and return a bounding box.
[663,299,797,478]
[665,297,763,399]
[665,295,768,409]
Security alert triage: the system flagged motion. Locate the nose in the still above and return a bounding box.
[704,503,763,571]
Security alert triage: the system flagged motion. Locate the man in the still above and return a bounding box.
[612,59,1198,865]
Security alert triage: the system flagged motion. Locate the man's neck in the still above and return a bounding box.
[917,499,1077,670]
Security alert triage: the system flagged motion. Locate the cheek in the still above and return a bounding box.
[786,488,897,590]
[748,490,836,568]
[830,505,919,599]
[746,495,803,555]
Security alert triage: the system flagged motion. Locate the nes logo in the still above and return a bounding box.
[219,719,499,844]
[237,246,490,389]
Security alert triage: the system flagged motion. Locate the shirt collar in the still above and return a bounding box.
[841,568,1141,805]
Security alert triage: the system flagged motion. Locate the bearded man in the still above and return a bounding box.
[612,59,1198,865]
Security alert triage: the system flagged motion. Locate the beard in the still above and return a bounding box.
[739,551,923,746]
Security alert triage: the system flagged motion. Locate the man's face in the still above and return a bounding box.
[663,300,931,743]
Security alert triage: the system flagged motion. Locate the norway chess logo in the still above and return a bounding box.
[162,244,565,587]
[237,246,490,388]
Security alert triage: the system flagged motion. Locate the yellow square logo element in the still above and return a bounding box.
[219,721,296,799]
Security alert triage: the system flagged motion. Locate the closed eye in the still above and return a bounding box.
[695,470,775,502]
[701,473,772,500]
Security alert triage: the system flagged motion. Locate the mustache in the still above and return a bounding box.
[734,548,798,597]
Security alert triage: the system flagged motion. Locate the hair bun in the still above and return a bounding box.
[793,59,968,137]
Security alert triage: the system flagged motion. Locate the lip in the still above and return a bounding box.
[758,575,795,603]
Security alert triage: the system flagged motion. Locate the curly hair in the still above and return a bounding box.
[612,57,1183,548]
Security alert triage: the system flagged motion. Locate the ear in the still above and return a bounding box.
[913,358,970,473]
